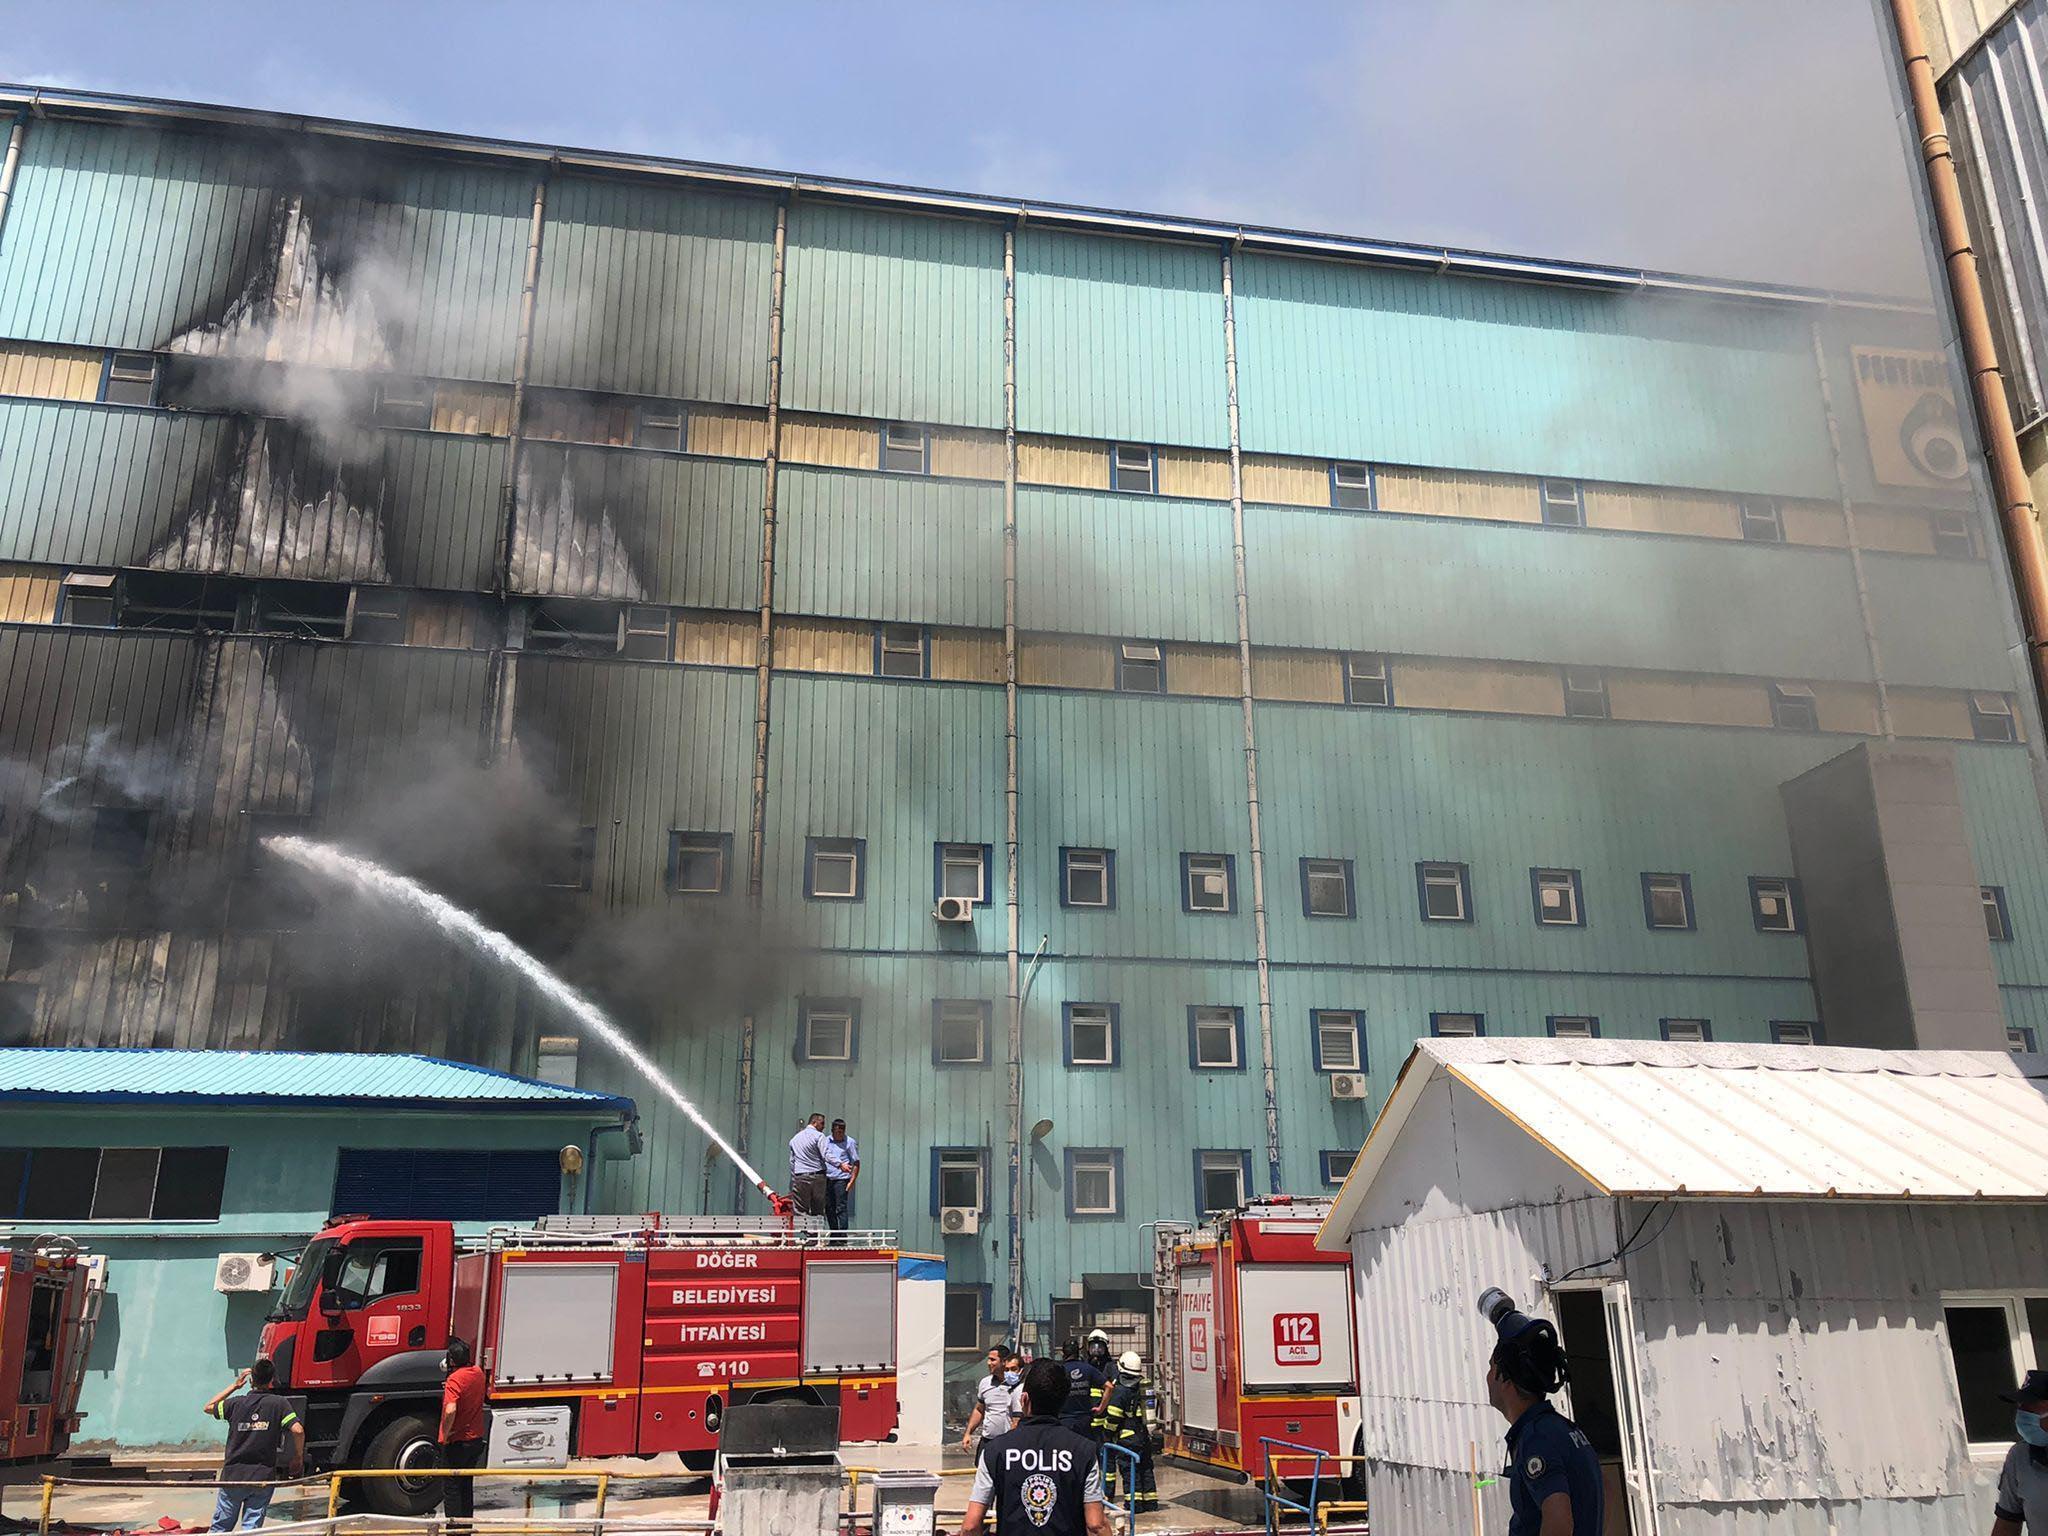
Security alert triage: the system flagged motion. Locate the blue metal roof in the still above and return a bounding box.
[0,1049,636,1114]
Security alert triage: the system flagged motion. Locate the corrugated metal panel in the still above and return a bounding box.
[1582,484,1740,539]
[1886,686,1980,739]
[1016,228,1227,448]
[930,428,1003,481]
[1155,448,1230,500]
[678,609,756,668]
[776,616,871,675]
[1168,643,1238,698]
[0,341,103,401]
[1018,634,1112,690]
[930,626,1002,683]
[782,412,881,470]
[782,203,1003,429]
[776,465,1000,628]
[0,1046,622,1105]
[1782,498,1851,546]
[1957,743,2048,988]
[0,400,223,565]
[379,432,506,591]
[529,175,776,404]
[1607,672,1773,728]
[1864,550,2025,688]
[1856,504,1959,555]
[1235,252,1838,497]
[431,384,512,438]
[1246,506,1879,681]
[404,592,481,650]
[1242,454,1328,508]
[1017,488,1238,643]
[1812,681,1883,735]
[0,565,59,623]
[1250,647,1342,703]
[1391,657,1564,717]
[686,403,769,459]
[1375,464,1540,525]
[1018,435,1108,489]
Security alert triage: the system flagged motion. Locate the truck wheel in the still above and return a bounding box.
[359,1412,444,1516]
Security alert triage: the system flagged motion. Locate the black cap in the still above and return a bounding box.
[2001,1369,2048,1404]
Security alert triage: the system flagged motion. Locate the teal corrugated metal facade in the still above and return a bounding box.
[1017,488,1239,642]
[777,466,1001,626]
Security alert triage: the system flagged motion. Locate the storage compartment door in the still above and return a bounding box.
[1236,1263,1355,1391]
[493,1262,618,1385]
[1179,1263,1219,1432]
[802,1259,896,1373]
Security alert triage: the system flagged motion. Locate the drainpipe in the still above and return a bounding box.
[1808,322,1895,737]
[1885,0,2048,727]
[0,107,31,256]
[1002,225,1028,1332]
[1009,932,1047,1334]
[496,169,551,601]
[1221,248,1282,1195]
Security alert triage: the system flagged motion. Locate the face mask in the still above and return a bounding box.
[1004,1370,1020,1387]
[2019,1410,2048,1447]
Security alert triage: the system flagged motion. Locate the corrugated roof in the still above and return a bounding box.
[1319,1040,2048,1246]
[0,1048,636,1113]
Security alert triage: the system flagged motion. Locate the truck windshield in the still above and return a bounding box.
[270,1237,336,1321]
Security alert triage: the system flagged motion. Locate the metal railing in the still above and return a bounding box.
[1256,1439,1369,1536]
[1095,1442,1143,1536]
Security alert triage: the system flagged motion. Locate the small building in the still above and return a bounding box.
[1316,1038,2048,1535]
[0,1047,638,1450]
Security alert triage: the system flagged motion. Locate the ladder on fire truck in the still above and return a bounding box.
[1146,1221,1193,1427]
[466,1213,898,1252]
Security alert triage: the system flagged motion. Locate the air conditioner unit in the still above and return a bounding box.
[214,1253,277,1294]
[933,895,975,924]
[1330,1073,1368,1101]
[940,1206,981,1236]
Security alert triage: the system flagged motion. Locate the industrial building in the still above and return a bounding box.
[0,85,2040,1358]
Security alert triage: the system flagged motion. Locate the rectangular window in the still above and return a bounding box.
[1301,857,1355,918]
[100,351,160,407]
[800,999,858,1063]
[1984,885,2014,942]
[1970,693,2018,743]
[1111,443,1156,494]
[1769,682,1819,732]
[1540,478,1584,527]
[1738,498,1784,543]
[542,826,596,891]
[1064,1003,1119,1068]
[526,597,626,654]
[1066,1149,1123,1217]
[372,381,435,430]
[348,588,408,644]
[1660,1018,1712,1043]
[0,1146,228,1221]
[667,831,730,895]
[254,582,350,639]
[1116,640,1165,694]
[2011,1026,2039,1053]
[1318,1150,1356,1186]
[1430,1012,1484,1038]
[1531,868,1584,927]
[1195,1150,1249,1214]
[935,1148,987,1213]
[534,1035,580,1088]
[944,1286,984,1350]
[933,1000,990,1067]
[805,837,866,901]
[882,423,929,474]
[1344,653,1392,708]
[60,571,118,628]
[632,401,686,452]
[90,807,151,868]
[1547,1016,1600,1038]
[1190,1005,1244,1070]
[1330,462,1375,511]
[1942,1295,2048,1450]
[1561,668,1610,720]
[1183,853,1236,914]
[1933,509,1975,559]
[875,623,930,679]
[1770,1020,1820,1045]
[1061,847,1115,909]
[621,605,674,661]
[1643,872,1696,931]
[1417,862,1472,923]
[1312,1009,1362,1072]
[937,843,988,904]
[1751,876,1800,933]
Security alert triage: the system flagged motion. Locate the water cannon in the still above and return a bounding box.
[765,1188,796,1225]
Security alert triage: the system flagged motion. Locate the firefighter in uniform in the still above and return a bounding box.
[1478,1289,1602,1536]
[961,1359,1107,1536]
[1082,1330,1114,1436]
[1100,1351,1158,1513]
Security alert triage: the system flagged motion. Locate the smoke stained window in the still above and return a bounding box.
[1561,668,1610,719]
[799,999,858,1063]
[1769,682,1819,731]
[1531,868,1584,926]
[90,807,151,869]
[668,832,730,895]
[1642,873,1695,931]
[1301,858,1355,918]
[932,1000,989,1066]
[632,402,686,452]
[1182,853,1235,913]
[621,606,674,662]
[1343,654,1391,707]
[372,381,434,430]
[100,352,159,407]
[542,827,596,891]
[347,588,408,644]
[1738,498,1784,543]
[59,572,117,627]
[1750,876,1800,933]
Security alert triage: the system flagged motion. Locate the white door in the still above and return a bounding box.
[1179,1263,1218,1432]
[1236,1264,1357,1391]
[1599,1282,1658,1536]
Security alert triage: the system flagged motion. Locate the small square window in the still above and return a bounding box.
[668,831,730,895]
[1970,693,2018,743]
[1330,462,1375,511]
[1660,1018,1711,1043]
[1547,1016,1599,1038]
[933,1000,990,1067]
[1739,498,1784,543]
[622,605,674,661]
[1643,873,1695,931]
[1770,1020,1820,1045]
[1183,853,1235,914]
[944,1286,983,1348]
[1540,479,1584,527]
[1318,1150,1356,1186]
[806,836,866,901]
[1430,1012,1484,1038]
[633,402,686,452]
[1933,508,1975,559]
[1984,885,2014,942]
[801,1000,858,1063]
[372,381,435,430]
[1111,444,1156,494]
[1065,1003,1119,1068]
[882,423,929,474]
[60,571,118,628]
[1196,1150,1248,1214]
[1344,654,1392,708]
[1067,1149,1122,1217]
[2010,1026,2038,1053]
[937,843,987,904]
[1301,857,1355,918]
[1117,641,1165,694]
[1061,847,1115,909]
[877,623,929,680]
[1417,862,1471,923]
[1532,868,1583,926]
[1561,668,1610,720]
[348,588,408,645]
[1769,682,1819,732]
[102,351,160,407]
[1750,876,1800,933]
[935,1148,985,1212]
[1312,1009,1362,1072]
[1191,1005,1243,1070]
[90,807,151,869]
[543,825,597,890]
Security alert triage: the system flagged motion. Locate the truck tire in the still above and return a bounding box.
[359,1412,445,1517]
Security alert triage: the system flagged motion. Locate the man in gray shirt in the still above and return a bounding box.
[1995,1369,2048,1534]
[788,1112,828,1216]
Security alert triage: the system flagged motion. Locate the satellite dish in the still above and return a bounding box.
[1029,1118,1055,1142]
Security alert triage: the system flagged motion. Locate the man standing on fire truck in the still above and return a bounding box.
[788,1111,829,1216]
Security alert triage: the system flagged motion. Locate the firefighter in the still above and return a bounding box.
[1082,1329,1114,1435]
[1478,1290,1601,1536]
[1100,1351,1158,1514]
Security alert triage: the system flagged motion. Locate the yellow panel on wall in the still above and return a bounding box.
[404,593,480,649]
[1170,643,1239,697]
[1853,504,1944,557]
[1156,449,1231,501]
[1019,633,1113,690]
[1886,687,1979,741]
[1394,657,1564,715]
[1241,455,1329,508]
[931,429,1004,482]
[1779,499,1848,548]
[0,341,103,403]
[782,413,879,470]
[1811,682,1882,736]
[689,405,770,460]
[1018,436,1106,490]
[931,626,1004,683]
[1375,466,1540,525]
[678,610,758,668]
[776,615,871,674]
[526,391,635,446]
[1581,486,1740,540]
[431,383,513,438]
[1606,673,1773,728]
[1251,647,1343,703]
[0,564,60,623]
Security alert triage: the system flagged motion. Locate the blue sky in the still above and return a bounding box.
[1,0,1931,295]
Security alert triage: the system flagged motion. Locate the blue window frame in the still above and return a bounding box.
[1769,1020,1823,1045]
[1416,861,1473,923]
[1062,1002,1121,1068]
[1546,1015,1601,1038]
[1343,654,1392,707]
[874,623,931,679]
[1064,1148,1124,1218]
[880,422,931,474]
[1310,1009,1364,1072]
[1318,1150,1356,1186]
[1530,867,1585,927]
[1659,1018,1713,1042]
[1111,443,1156,494]
[797,997,860,1063]
[1539,478,1584,527]
[1329,462,1376,511]
[1749,876,1801,934]
[1984,885,2015,942]
[1059,847,1116,909]
[1193,1149,1252,1215]
[1116,641,1166,694]
[2011,1026,2039,1053]
[804,836,866,900]
[1430,1012,1485,1037]
[934,842,991,905]
[667,831,731,895]
[1188,1005,1246,1071]
[1643,873,1696,931]
[98,350,160,407]
[1300,857,1356,919]
[1182,852,1237,914]
[932,999,992,1068]
[930,1146,991,1216]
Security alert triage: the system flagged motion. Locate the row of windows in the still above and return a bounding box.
[0,1144,228,1221]
[933,1143,1288,1217]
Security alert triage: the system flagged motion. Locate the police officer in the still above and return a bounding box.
[1992,1367,2048,1534]
[1478,1289,1601,1536]
[961,1359,1107,1536]
[1058,1339,1107,1442]
[1100,1351,1158,1513]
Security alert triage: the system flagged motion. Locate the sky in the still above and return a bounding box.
[0,0,1936,297]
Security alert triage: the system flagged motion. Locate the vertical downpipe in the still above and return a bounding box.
[489,173,550,765]
[1003,226,1025,1333]
[1221,250,1282,1194]
[0,109,31,255]
[736,200,789,1209]
[1809,320,1894,738]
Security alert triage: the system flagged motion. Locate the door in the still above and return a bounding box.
[1179,1263,1219,1432]
[302,1235,431,1387]
[1554,1281,1657,1536]
[1235,1264,1357,1391]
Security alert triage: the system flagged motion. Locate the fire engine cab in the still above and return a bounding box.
[1152,1198,1360,1489]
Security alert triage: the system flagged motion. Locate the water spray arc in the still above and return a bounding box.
[265,835,781,1207]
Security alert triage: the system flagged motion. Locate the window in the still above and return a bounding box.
[882,423,929,474]
[668,831,730,895]
[931,1000,990,1067]
[805,836,866,901]
[1183,853,1236,914]
[876,623,930,679]
[1561,668,1610,720]
[372,381,434,430]
[90,807,151,869]
[1312,1009,1362,1072]
[1330,462,1375,511]
[944,1286,985,1349]
[936,843,988,904]
[1970,693,2018,743]
[1738,498,1784,543]
[1066,1149,1123,1218]
[2011,1026,2039,1053]
[1770,1020,1821,1045]
[1660,1018,1712,1043]
[1195,1150,1249,1214]
[1431,1013,1484,1038]
[1942,1295,2048,1450]
[1061,847,1115,909]
[542,826,596,891]
[1984,885,2014,942]
[799,999,859,1063]
[1933,508,1975,559]
[534,1035,580,1088]
[348,588,408,644]
[59,571,118,627]
[1769,682,1819,731]
[526,597,627,655]
[1531,868,1584,927]
[1417,862,1472,922]
[100,351,160,406]
[330,1149,560,1223]
[1547,1016,1600,1039]
[1540,478,1584,527]
[331,1236,425,1307]
[633,401,686,452]
[0,1146,228,1221]
[1318,1150,1356,1186]
[1116,640,1165,694]
[1750,876,1800,934]
[118,570,239,633]
[1190,1005,1244,1070]
[1643,873,1696,931]
[1111,443,1156,494]
[933,1148,988,1213]
[1344,653,1392,708]
[1301,857,1355,918]
[1064,1003,1120,1068]
[621,606,674,661]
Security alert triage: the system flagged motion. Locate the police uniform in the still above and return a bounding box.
[1502,1400,1602,1536]
[1100,1377,1158,1509]
[971,1415,1105,1536]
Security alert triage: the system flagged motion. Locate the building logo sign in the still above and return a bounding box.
[1273,1312,1321,1366]
[1851,346,1971,490]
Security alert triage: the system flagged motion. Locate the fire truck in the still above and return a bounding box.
[260,1213,898,1513]
[0,1239,101,1465]
[1151,1198,1361,1491]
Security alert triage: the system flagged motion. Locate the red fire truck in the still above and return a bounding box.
[0,1239,101,1465]
[260,1213,898,1513]
[1151,1198,1361,1491]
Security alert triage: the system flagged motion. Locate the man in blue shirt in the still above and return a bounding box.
[1482,1293,1601,1536]
[823,1118,860,1232]
[788,1111,828,1217]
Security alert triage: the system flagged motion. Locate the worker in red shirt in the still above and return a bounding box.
[437,1337,487,1525]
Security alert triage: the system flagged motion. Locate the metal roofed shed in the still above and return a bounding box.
[1315,1039,2048,1535]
